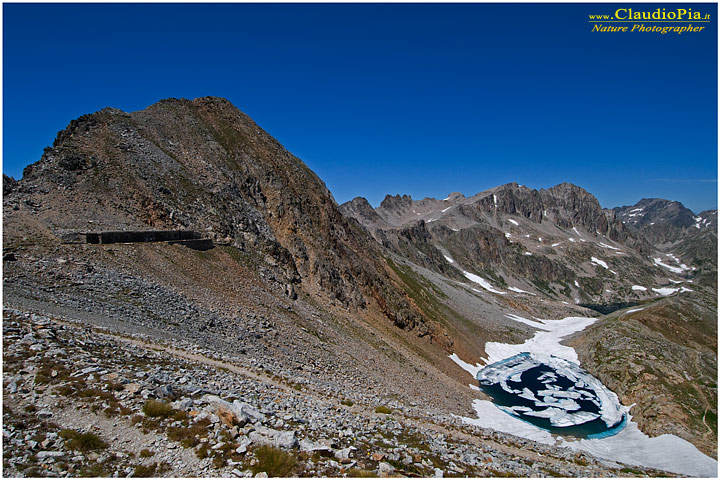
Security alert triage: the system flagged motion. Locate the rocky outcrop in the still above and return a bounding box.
[3,174,17,195]
[338,197,387,232]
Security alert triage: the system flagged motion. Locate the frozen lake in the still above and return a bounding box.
[477,353,626,439]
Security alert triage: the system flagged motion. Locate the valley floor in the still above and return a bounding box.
[3,308,673,478]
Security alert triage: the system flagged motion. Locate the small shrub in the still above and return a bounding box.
[252,445,297,477]
[139,449,154,458]
[168,417,211,448]
[196,443,209,459]
[142,400,174,418]
[212,454,226,469]
[78,388,114,401]
[341,399,354,407]
[133,463,157,477]
[106,381,124,391]
[58,429,77,439]
[172,409,189,421]
[59,429,107,452]
[79,463,108,477]
[374,406,392,414]
[53,385,75,396]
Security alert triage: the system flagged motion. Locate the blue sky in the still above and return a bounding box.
[3,3,717,212]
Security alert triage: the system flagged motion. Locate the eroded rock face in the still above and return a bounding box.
[477,353,625,437]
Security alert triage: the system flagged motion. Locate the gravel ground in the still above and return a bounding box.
[3,308,670,477]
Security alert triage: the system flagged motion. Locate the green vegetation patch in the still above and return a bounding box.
[251,445,297,477]
[141,400,174,418]
[59,429,108,452]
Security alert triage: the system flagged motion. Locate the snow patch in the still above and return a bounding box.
[443,255,455,264]
[449,353,483,378]
[508,219,519,226]
[551,242,561,247]
[463,271,506,295]
[625,308,644,314]
[487,315,595,365]
[631,285,647,291]
[652,287,685,296]
[591,257,608,269]
[441,206,451,213]
[508,286,535,295]
[560,421,716,477]
[652,257,687,274]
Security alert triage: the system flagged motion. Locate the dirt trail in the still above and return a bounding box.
[43,314,584,469]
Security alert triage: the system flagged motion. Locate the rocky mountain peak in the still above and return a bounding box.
[379,194,413,211]
[614,198,697,229]
[6,96,430,333]
[338,197,385,229]
[443,192,465,202]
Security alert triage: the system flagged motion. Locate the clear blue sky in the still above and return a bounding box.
[3,3,718,212]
